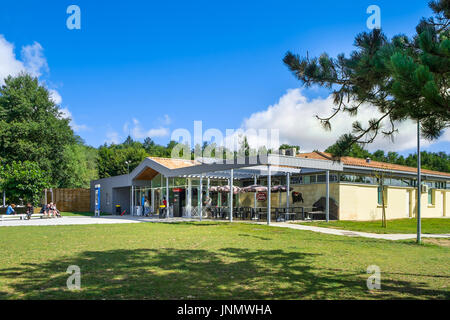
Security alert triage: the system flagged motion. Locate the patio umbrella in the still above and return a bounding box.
[209,186,219,193]
[218,185,242,194]
[242,185,268,193]
[271,185,293,193]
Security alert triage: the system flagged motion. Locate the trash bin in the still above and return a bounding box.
[115,205,121,215]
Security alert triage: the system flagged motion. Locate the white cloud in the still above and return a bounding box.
[0,34,89,134]
[48,89,62,105]
[60,107,90,132]
[0,36,50,83]
[0,35,26,85]
[20,42,49,78]
[239,88,449,153]
[125,118,169,139]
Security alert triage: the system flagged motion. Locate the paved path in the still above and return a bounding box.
[0,216,193,227]
[266,222,450,241]
[1,216,449,241]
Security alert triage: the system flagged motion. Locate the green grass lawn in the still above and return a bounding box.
[0,222,448,300]
[296,218,450,234]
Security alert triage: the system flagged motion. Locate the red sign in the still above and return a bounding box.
[173,188,183,192]
[256,192,267,201]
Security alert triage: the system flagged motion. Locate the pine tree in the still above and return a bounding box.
[283,0,449,157]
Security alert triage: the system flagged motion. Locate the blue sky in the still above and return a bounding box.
[0,0,448,155]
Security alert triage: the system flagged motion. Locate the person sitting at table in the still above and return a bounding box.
[204,197,212,217]
[160,197,167,217]
[25,203,34,220]
[144,197,150,216]
[6,203,16,215]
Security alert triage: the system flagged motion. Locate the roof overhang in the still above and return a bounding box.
[165,154,343,177]
[344,165,450,181]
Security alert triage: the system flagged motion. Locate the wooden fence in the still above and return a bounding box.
[43,188,90,212]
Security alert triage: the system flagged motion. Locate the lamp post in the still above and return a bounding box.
[125,161,130,175]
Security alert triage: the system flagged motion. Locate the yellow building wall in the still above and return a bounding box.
[410,189,449,218]
[339,183,450,221]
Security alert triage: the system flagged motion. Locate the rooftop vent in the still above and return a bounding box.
[285,148,297,157]
[366,157,371,163]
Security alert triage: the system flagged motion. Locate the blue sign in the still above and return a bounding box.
[95,184,101,217]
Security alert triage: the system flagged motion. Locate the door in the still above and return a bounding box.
[442,192,445,217]
[173,189,185,217]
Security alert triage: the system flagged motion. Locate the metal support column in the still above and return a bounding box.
[151,188,155,215]
[326,170,330,223]
[131,185,134,216]
[229,169,234,222]
[286,172,290,213]
[253,175,257,214]
[267,165,271,225]
[166,177,169,218]
[199,175,203,221]
[187,178,192,217]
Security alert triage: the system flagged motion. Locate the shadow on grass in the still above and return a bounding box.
[0,247,447,300]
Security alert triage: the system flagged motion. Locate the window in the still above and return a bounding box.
[317,175,326,183]
[152,174,162,188]
[377,187,387,206]
[340,174,356,182]
[316,174,338,183]
[340,174,374,184]
[291,176,303,185]
[428,189,434,205]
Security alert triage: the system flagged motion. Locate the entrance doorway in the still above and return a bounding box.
[173,188,186,217]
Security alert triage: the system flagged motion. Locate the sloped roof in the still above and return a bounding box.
[297,151,450,178]
[147,157,200,169]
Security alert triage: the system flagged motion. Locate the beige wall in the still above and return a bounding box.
[339,183,450,221]
[412,188,449,218]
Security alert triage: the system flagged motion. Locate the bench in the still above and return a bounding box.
[0,213,45,221]
[304,211,326,220]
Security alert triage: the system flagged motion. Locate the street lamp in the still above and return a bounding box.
[125,160,130,175]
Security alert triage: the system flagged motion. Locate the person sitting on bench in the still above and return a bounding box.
[26,203,34,220]
[48,202,61,218]
[6,204,16,215]
[40,204,50,217]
